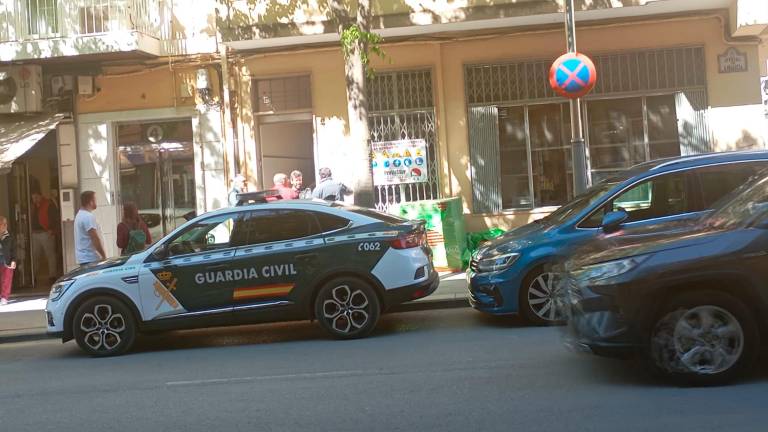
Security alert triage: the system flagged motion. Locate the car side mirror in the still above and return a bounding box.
[601,209,629,234]
[152,244,169,260]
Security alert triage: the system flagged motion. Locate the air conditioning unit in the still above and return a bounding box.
[0,65,43,113]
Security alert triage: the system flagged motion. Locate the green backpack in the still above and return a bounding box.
[125,228,147,254]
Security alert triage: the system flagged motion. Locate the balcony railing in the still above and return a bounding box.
[0,0,167,42]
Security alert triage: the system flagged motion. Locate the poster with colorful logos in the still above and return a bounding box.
[371,139,429,185]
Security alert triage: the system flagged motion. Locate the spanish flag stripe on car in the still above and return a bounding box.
[233,284,294,300]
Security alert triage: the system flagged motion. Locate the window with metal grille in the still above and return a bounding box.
[79,2,111,34]
[253,76,312,114]
[27,0,58,35]
[465,46,706,105]
[367,69,440,211]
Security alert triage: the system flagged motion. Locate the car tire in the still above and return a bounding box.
[647,290,759,386]
[519,266,567,326]
[314,277,381,340]
[73,296,137,357]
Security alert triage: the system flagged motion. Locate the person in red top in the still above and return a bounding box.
[272,173,299,200]
[116,203,152,255]
[30,189,60,285]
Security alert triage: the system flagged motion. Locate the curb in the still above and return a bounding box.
[0,297,470,344]
[390,297,469,313]
[0,330,54,345]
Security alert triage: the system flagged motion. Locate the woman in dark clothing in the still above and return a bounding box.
[0,216,16,305]
[116,203,152,255]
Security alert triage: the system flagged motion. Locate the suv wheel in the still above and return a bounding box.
[73,296,137,357]
[648,290,758,386]
[519,267,567,325]
[315,277,381,339]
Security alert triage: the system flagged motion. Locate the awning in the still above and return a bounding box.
[0,114,65,175]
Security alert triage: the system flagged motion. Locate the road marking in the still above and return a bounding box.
[165,370,368,387]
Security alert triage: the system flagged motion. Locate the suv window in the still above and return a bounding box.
[314,212,350,232]
[696,162,766,208]
[167,213,240,256]
[234,210,320,246]
[582,171,695,227]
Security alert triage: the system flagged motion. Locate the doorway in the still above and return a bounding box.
[117,120,196,242]
[258,117,316,190]
[2,131,62,294]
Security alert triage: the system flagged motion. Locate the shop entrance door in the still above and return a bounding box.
[7,162,32,290]
[117,120,196,243]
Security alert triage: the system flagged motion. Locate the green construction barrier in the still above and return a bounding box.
[389,197,467,271]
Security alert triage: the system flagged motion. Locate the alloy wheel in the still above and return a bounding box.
[662,306,744,375]
[322,284,371,334]
[527,272,567,322]
[79,304,126,352]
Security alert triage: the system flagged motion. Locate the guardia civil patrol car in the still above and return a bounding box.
[46,193,438,356]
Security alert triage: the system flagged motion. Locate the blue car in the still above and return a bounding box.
[468,150,768,325]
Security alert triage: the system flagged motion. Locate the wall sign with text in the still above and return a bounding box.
[371,139,429,185]
[718,47,748,74]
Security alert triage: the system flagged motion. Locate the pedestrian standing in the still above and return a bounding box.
[312,167,353,202]
[30,189,60,284]
[75,191,106,266]
[228,173,246,206]
[116,202,152,255]
[273,172,298,199]
[0,216,16,305]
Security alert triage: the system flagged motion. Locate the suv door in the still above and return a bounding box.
[230,209,328,322]
[137,212,242,321]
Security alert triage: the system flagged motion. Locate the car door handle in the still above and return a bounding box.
[296,253,318,262]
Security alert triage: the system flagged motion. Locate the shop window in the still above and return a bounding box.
[496,95,684,211]
[27,0,58,35]
[254,76,312,113]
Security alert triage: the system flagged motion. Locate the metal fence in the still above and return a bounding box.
[0,0,165,41]
[368,69,440,212]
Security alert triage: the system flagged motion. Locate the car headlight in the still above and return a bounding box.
[49,280,75,301]
[572,256,649,285]
[475,252,520,273]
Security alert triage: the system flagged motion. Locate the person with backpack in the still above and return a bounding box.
[116,202,152,255]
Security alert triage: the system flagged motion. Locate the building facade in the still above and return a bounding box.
[219,0,768,232]
[0,0,767,294]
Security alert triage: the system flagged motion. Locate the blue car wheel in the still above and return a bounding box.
[519,266,567,325]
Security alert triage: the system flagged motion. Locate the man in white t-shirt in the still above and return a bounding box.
[74,191,106,266]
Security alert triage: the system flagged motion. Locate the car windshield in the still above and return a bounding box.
[539,180,619,226]
[703,170,768,230]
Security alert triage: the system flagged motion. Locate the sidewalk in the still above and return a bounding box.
[0,272,469,343]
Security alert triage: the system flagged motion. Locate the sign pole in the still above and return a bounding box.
[565,0,589,195]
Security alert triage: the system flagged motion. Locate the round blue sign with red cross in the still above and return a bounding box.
[549,52,597,99]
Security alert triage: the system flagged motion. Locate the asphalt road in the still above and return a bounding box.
[1,308,766,432]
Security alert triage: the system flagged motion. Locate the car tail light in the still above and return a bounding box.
[390,230,426,249]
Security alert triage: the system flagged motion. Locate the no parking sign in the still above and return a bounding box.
[549,52,597,99]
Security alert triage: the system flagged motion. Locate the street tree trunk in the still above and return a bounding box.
[330,0,375,208]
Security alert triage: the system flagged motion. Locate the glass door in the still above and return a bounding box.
[117,120,196,243]
[8,162,32,290]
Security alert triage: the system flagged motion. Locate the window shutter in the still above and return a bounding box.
[468,106,502,213]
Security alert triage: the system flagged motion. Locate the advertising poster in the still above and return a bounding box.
[761,76,768,118]
[371,139,429,185]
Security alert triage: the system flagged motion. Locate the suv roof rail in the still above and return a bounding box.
[235,190,281,206]
[649,150,768,171]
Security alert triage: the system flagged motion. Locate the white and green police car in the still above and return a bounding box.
[46,196,438,356]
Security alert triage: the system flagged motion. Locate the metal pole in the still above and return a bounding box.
[565,0,589,195]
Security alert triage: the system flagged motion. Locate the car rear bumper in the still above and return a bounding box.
[383,270,440,308]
